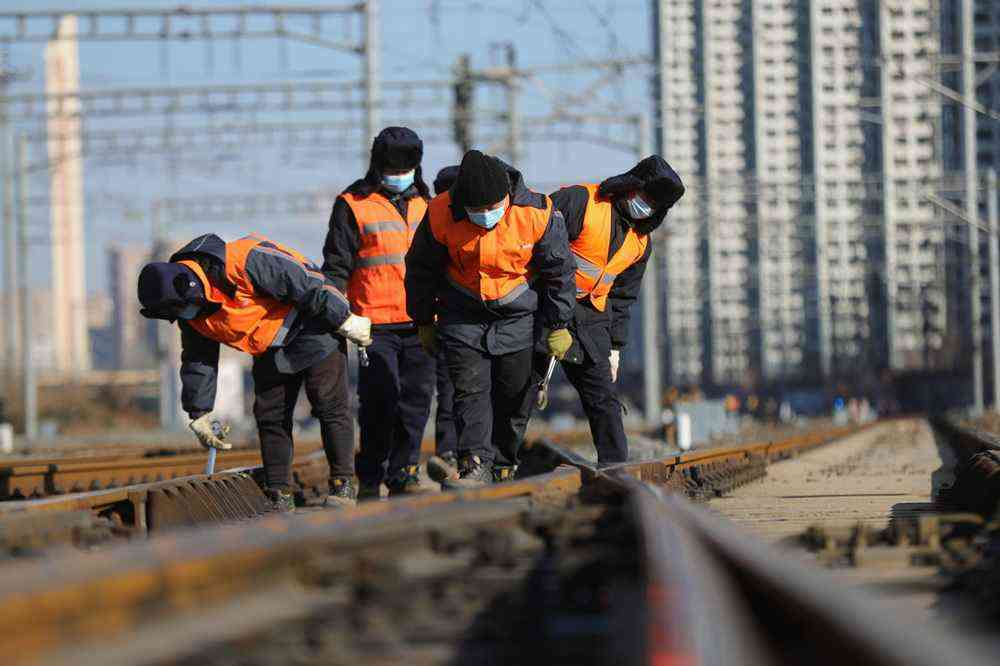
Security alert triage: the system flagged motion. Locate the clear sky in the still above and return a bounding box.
[2,0,653,294]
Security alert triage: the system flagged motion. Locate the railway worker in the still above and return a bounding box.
[426,165,460,481]
[544,156,685,464]
[405,149,576,487]
[137,233,372,512]
[322,127,436,498]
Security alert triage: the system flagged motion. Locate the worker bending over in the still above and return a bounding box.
[546,156,684,464]
[406,150,575,487]
[323,127,435,498]
[138,233,372,511]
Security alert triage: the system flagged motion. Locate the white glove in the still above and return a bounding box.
[609,349,620,383]
[189,413,232,450]
[337,313,372,347]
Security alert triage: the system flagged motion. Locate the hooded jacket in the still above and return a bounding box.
[551,156,684,352]
[404,163,575,355]
[171,233,351,417]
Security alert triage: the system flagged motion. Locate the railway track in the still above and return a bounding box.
[0,419,987,666]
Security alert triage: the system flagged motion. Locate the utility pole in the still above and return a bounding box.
[989,169,999,410]
[452,54,474,154]
[503,43,520,166]
[1,51,29,381]
[15,135,34,439]
[962,0,983,414]
[638,113,661,427]
[362,0,380,155]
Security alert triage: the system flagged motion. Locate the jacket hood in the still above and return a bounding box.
[598,155,685,235]
[169,233,228,265]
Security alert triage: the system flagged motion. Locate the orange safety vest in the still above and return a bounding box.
[177,235,310,356]
[341,191,427,325]
[571,183,648,312]
[427,191,551,306]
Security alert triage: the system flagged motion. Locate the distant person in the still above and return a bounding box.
[322,127,435,499]
[405,150,575,487]
[137,233,372,512]
[539,156,684,464]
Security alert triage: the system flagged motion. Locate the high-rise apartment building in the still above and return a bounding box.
[654,0,954,387]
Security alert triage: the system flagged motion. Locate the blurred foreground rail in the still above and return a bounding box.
[0,420,988,665]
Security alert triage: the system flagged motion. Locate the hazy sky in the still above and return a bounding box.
[3,0,652,294]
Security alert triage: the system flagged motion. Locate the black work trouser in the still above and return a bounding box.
[443,340,534,465]
[356,329,435,486]
[531,318,628,464]
[252,349,354,490]
[434,348,458,457]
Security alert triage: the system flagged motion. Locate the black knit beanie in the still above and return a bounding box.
[455,150,509,207]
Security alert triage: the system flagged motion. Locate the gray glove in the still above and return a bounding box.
[189,413,232,450]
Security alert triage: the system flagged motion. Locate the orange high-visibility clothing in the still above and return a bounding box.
[427,191,552,306]
[571,183,648,311]
[178,235,308,355]
[342,192,427,325]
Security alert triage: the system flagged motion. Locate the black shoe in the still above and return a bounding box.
[265,487,295,513]
[442,455,493,489]
[492,465,517,483]
[357,482,383,501]
[427,453,460,483]
[325,477,357,508]
[387,465,435,496]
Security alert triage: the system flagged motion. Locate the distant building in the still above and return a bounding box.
[654,0,956,388]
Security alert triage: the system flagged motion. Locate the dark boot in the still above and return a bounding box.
[357,482,384,501]
[265,487,295,513]
[427,452,460,483]
[387,464,436,496]
[325,477,357,508]
[442,455,493,489]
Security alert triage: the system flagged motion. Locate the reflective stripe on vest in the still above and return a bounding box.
[568,183,648,312]
[342,191,427,325]
[428,191,551,307]
[179,235,301,356]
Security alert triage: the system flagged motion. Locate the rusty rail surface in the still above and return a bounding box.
[0,444,323,500]
[0,419,986,666]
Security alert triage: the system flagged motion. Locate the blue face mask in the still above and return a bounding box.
[382,170,415,193]
[176,303,203,320]
[467,203,506,230]
[626,193,654,220]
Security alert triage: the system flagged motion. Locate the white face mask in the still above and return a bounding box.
[626,193,654,220]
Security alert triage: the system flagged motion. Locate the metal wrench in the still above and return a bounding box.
[358,346,370,367]
[536,356,558,410]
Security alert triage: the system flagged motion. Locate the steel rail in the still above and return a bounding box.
[0,443,323,500]
[0,420,987,666]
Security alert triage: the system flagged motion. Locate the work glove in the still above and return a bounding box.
[189,413,232,450]
[337,314,372,347]
[418,324,438,355]
[610,349,620,383]
[546,328,573,360]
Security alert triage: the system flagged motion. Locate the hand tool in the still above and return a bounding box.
[358,346,370,368]
[536,356,558,410]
